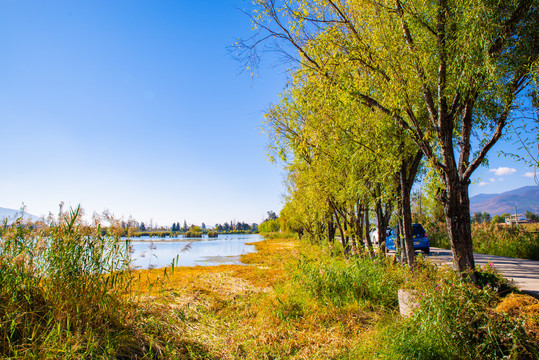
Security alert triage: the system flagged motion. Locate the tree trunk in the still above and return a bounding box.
[349,206,359,254]
[334,212,350,256]
[441,176,475,274]
[364,208,375,258]
[354,205,364,253]
[375,198,392,254]
[364,208,372,248]
[399,169,416,267]
[327,217,335,244]
[397,201,407,264]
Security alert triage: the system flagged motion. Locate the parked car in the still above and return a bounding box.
[385,223,430,255]
[369,227,379,245]
[368,227,391,246]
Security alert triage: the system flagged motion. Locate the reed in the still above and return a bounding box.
[0,206,151,358]
[425,222,539,260]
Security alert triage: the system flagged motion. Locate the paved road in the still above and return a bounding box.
[425,247,539,298]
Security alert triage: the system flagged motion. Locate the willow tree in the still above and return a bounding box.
[264,67,422,261]
[243,0,538,273]
[265,82,372,253]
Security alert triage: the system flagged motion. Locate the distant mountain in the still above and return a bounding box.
[470,186,539,215]
[0,207,42,223]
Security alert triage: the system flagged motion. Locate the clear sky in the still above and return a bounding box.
[0,0,288,226]
[0,1,536,227]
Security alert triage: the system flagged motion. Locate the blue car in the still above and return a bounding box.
[386,223,430,255]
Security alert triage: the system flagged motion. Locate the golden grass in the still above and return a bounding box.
[125,237,382,359]
[494,293,539,341]
[107,235,539,359]
[495,293,539,314]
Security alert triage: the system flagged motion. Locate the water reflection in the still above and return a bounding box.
[127,234,263,269]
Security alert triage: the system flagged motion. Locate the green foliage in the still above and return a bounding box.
[259,218,280,233]
[491,214,506,224]
[184,230,203,238]
[207,231,218,238]
[423,221,451,249]
[262,231,298,240]
[249,0,539,272]
[282,239,537,359]
[525,210,539,222]
[473,212,492,224]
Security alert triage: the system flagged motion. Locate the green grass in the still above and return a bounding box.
[377,263,538,359]
[293,253,404,308]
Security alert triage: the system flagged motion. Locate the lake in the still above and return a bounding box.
[127,234,263,269]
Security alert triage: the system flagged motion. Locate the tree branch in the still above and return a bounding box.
[463,74,527,180]
[395,0,438,125]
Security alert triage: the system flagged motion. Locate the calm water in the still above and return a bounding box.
[127,234,263,269]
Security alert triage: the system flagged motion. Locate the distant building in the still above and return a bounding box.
[504,214,528,225]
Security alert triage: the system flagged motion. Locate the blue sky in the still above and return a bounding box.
[0,0,287,226]
[0,1,536,226]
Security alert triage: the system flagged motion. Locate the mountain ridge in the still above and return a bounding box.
[469,186,539,215]
[0,207,42,222]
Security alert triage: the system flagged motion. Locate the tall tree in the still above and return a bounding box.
[242,0,538,273]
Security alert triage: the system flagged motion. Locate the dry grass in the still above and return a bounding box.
[495,293,539,341]
[128,238,380,359]
[123,236,539,359]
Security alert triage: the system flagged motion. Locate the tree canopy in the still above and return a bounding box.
[243,0,538,273]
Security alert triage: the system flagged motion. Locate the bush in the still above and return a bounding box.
[263,231,298,240]
[423,221,450,249]
[184,230,203,238]
[259,219,280,233]
[379,263,538,359]
[207,231,218,238]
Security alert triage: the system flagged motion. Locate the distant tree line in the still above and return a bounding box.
[213,221,258,233]
[472,211,539,224]
[170,220,259,234]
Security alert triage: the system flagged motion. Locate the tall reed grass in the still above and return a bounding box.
[472,223,539,260]
[0,206,143,358]
[425,222,539,260]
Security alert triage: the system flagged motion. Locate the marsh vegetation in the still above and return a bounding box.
[1,206,537,359]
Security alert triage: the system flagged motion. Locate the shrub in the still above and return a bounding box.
[259,219,280,233]
[379,264,538,359]
[263,231,298,240]
[423,221,450,249]
[184,230,203,238]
